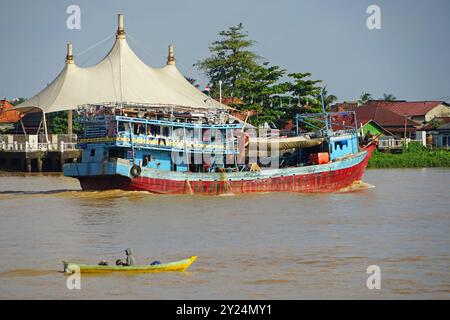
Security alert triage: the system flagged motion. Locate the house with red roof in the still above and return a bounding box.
[0,100,23,132]
[433,123,450,148]
[370,100,450,124]
[0,100,22,124]
[333,101,419,137]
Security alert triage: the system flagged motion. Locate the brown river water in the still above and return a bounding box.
[0,169,448,299]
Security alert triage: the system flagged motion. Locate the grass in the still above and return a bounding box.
[368,142,450,168]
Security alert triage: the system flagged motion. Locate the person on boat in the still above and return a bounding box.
[115,248,136,266]
[363,132,373,145]
[125,248,136,266]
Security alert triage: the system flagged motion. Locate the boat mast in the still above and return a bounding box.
[320,88,330,137]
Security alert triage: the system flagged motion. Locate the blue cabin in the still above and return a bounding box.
[296,111,360,161]
[77,111,243,173]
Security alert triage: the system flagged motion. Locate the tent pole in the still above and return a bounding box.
[20,119,27,136]
[36,118,42,135]
[42,110,49,144]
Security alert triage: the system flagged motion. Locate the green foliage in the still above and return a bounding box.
[402,141,427,153]
[194,23,259,99]
[368,142,450,168]
[185,77,197,85]
[427,118,445,130]
[382,93,396,101]
[195,23,336,128]
[321,87,338,108]
[48,111,82,134]
[358,92,372,105]
[11,98,26,106]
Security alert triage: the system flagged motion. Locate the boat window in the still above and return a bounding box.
[143,155,151,167]
[90,149,96,157]
[334,140,348,150]
[148,125,160,136]
[125,122,133,133]
[108,148,121,159]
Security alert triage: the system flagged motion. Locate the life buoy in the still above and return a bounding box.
[130,164,141,177]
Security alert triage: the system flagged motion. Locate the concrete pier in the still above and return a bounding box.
[0,149,81,172]
[0,134,81,172]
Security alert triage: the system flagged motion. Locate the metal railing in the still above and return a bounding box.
[0,141,77,152]
[378,138,411,149]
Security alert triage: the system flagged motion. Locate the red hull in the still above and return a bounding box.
[79,146,374,194]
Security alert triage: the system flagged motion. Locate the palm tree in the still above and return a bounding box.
[358,92,372,105]
[382,93,396,101]
[318,87,338,110]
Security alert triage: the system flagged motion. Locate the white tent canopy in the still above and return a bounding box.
[15,15,226,114]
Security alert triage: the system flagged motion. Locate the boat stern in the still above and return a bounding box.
[63,261,79,274]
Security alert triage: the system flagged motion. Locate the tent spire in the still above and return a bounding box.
[116,14,125,39]
[167,44,175,65]
[66,43,74,64]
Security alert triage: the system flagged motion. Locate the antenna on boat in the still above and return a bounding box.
[320,87,330,136]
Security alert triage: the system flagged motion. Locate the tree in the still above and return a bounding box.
[286,72,323,110]
[320,87,338,110]
[428,117,444,129]
[194,23,259,99]
[10,98,26,106]
[358,92,372,105]
[195,23,336,129]
[185,77,197,85]
[382,93,396,101]
[48,111,82,134]
[235,62,288,126]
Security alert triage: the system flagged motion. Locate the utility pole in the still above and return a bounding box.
[219,80,223,105]
[404,114,408,146]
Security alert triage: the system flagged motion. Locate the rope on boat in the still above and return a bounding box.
[184,179,193,195]
[219,170,232,194]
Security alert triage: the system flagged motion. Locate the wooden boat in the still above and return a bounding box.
[63,256,197,274]
[64,101,374,194]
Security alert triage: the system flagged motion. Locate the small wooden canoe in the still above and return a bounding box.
[63,256,198,274]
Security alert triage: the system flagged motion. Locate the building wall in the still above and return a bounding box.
[361,122,383,136]
[425,104,450,122]
[411,115,426,123]
[434,134,449,147]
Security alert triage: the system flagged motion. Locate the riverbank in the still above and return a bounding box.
[368,142,450,168]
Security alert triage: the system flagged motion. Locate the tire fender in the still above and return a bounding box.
[130,164,141,177]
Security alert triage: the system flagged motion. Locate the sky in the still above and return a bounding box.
[0,0,449,103]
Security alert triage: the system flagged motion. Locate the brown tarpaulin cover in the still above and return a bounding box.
[248,136,323,151]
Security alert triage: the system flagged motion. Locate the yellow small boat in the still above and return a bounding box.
[63,256,198,274]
